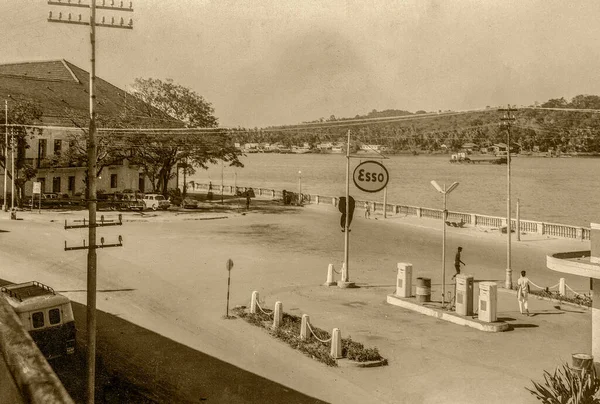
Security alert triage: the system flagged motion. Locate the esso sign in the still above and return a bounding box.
[353,161,389,193]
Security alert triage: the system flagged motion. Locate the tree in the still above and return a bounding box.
[127,78,242,196]
[131,78,218,128]
[0,101,43,207]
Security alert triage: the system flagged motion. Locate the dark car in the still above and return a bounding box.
[120,193,145,211]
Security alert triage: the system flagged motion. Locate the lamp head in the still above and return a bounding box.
[430,180,443,193]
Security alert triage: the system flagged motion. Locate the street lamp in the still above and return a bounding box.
[431,180,459,305]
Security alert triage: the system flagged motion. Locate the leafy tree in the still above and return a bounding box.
[0,101,43,207]
[131,78,218,128]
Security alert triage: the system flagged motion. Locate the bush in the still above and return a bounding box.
[528,363,600,403]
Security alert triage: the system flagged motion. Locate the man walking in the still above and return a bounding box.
[517,270,531,316]
[452,247,465,279]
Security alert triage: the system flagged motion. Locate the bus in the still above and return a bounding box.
[1,281,76,359]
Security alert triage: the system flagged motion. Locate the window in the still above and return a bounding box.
[38,139,47,159]
[52,177,61,193]
[32,312,44,328]
[68,176,75,192]
[110,174,118,189]
[54,139,62,155]
[49,308,61,325]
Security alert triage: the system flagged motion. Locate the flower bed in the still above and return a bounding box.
[232,307,388,367]
[529,289,591,307]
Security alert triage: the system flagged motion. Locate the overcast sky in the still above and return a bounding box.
[0,1,599,127]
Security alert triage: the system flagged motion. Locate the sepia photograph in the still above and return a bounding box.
[0,1,599,403]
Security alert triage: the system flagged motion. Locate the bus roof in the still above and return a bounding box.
[1,281,70,312]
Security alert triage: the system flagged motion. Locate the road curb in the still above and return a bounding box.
[337,358,388,368]
[386,294,509,332]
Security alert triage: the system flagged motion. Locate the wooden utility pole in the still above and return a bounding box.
[499,105,517,289]
[48,2,132,403]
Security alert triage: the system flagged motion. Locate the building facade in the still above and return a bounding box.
[0,59,181,200]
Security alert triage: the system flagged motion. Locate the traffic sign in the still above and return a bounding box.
[226,258,234,271]
[353,161,389,193]
[33,182,41,194]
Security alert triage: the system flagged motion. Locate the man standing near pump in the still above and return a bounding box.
[452,247,465,279]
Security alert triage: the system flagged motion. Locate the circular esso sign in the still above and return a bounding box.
[353,161,389,193]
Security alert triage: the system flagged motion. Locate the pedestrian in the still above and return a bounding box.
[245,190,251,210]
[364,201,371,219]
[517,270,531,316]
[452,247,465,279]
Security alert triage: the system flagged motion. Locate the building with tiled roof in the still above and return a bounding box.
[0,59,182,200]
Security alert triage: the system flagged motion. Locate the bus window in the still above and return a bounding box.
[49,308,61,325]
[32,312,44,328]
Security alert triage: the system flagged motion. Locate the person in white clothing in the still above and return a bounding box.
[517,270,531,316]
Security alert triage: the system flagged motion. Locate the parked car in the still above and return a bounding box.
[142,193,170,210]
[96,193,115,211]
[119,193,145,211]
[181,197,199,209]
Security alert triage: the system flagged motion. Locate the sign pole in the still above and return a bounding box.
[344,130,350,282]
[225,258,233,317]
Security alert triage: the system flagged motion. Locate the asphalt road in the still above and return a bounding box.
[0,200,591,403]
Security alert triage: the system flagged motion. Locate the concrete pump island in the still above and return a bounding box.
[0,189,595,403]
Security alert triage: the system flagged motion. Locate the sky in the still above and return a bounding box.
[1,1,600,128]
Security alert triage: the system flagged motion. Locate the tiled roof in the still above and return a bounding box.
[0,60,78,82]
[0,59,183,128]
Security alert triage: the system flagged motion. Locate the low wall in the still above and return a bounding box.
[0,296,74,403]
[188,182,591,241]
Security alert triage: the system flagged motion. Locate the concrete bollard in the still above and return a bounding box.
[273,301,283,329]
[300,314,310,340]
[330,328,342,359]
[559,278,566,296]
[324,264,337,286]
[250,291,259,314]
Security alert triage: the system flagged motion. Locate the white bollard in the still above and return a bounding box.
[250,291,259,314]
[330,328,342,359]
[324,264,337,286]
[273,301,283,329]
[559,278,566,296]
[300,314,310,340]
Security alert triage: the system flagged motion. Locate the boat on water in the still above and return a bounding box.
[450,153,506,164]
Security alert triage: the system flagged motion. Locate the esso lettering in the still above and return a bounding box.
[358,169,384,183]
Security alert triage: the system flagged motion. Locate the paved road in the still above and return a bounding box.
[0,201,592,403]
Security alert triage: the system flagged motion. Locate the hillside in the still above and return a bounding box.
[231,95,600,154]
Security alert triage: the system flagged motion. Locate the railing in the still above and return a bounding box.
[188,182,591,241]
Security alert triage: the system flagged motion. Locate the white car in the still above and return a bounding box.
[142,193,171,211]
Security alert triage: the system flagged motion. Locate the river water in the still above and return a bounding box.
[189,153,599,227]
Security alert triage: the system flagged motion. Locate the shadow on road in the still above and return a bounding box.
[52,301,326,404]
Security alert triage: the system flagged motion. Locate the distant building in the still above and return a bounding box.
[0,59,182,197]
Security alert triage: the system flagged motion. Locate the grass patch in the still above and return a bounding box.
[233,306,387,367]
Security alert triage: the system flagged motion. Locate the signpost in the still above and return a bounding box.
[339,130,389,288]
[225,258,233,318]
[32,181,42,214]
[353,160,389,193]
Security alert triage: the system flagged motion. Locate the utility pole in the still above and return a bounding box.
[10,128,14,210]
[3,100,7,212]
[499,105,516,289]
[48,2,133,403]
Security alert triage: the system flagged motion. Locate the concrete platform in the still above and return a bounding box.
[386,294,510,332]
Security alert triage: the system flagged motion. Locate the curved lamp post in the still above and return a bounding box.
[431,180,459,305]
